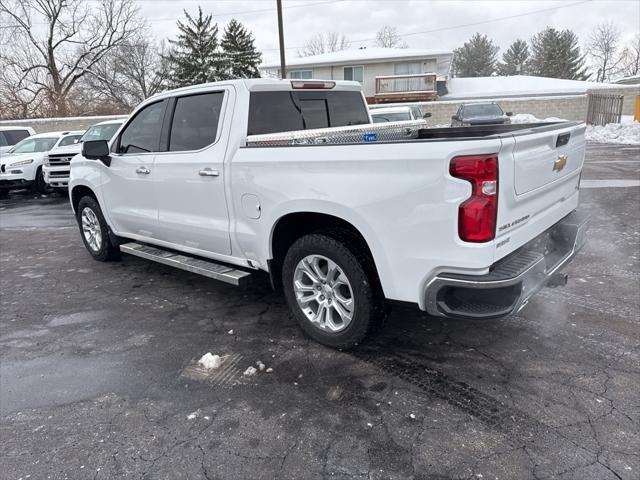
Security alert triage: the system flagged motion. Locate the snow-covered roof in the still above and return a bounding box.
[261,48,452,69]
[442,75,621,100]
[615,75,640,85]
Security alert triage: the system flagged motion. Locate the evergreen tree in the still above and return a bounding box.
[497,39,531,76]
[167,7,222,87]
[451,33,499,77]
[220,19,262,79]
[530,27,589,80]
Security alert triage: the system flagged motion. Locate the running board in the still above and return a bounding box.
[119,242,253,286]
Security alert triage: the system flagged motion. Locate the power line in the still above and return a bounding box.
[260,0,593,52]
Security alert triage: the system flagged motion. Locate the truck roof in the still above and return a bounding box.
[148,79,363,102]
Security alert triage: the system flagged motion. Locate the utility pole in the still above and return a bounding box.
[276,0,286,79]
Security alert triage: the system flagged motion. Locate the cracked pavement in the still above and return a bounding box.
[1,143,638,480]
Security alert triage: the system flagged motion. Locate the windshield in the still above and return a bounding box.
[463,104,504,118]
[372,112,411,123]
[9,137,58,154]
[58,134,82,147]
[79,123,122,142]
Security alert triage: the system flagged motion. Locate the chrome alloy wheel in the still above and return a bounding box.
[81,207,102,252]
[293,254,354,333]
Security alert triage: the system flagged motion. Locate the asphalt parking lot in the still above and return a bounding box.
[1,143,639,480]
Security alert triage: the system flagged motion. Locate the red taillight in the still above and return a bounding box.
[290,80,336,89]
[449,154,499,243]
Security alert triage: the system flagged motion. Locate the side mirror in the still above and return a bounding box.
[423,112,432,118]
[82,140,111,166]
[506,111,513,117]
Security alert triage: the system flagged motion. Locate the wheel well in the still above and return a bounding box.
[270,212,380,290]
[71,185,97,214]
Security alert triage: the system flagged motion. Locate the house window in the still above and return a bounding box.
[289,70,313,79]
[343,66,363,83]
[394,62,422,75]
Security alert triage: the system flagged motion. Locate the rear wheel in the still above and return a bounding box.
[77,196,120,261]
[33,167,52,194]
[282,233,384,349]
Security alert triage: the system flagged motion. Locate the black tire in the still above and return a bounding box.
[33,166,53,194]
[77,195,120,261]
[282,232,385,349]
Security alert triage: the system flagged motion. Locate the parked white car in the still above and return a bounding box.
[0,126,36,154]
[44,119,124,189]
[370,105,429,124]
[69,79,588,349]
[0,130,83,194]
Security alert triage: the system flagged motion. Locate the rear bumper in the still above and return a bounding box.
[423,209,589,319]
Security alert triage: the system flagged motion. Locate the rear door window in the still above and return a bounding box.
[247,90,369,136]
[168,92,225,151]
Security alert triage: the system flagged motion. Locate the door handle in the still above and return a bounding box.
[136,166,150,175]
[199,168,220,177]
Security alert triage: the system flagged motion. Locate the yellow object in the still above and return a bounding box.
[635,96,640,122]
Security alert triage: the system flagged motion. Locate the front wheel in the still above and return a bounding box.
[282,233,384,349]
[33,167,53,194]
[77,196,120,261]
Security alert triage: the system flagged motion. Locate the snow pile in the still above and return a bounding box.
[243,366,257,376]
[198,352,222,370]
[586,122,640,145]
[510,113,566,124]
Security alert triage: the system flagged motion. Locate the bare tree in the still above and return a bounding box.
[84,35,170,111]
[588,21,623,82]
[618,34,640,78]
[0,0,142,117]
[374,25,408,49]
[297,32,350,57]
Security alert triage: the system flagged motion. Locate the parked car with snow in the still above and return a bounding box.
[0,130,83,195]
[69,79,588,349]
[44,119,123,189]
[370,105,430,124]
[451,102,513,127]
[0,126,36,155]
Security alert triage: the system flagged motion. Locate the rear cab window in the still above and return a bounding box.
[247,90,370,136]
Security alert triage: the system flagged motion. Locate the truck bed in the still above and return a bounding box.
[245,121,580,148]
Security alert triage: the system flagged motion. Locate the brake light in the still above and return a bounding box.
[290,80,336,89]
[449,154,499,242]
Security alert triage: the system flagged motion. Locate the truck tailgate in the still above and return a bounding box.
[513,123,585,195]
[494,123,586,261]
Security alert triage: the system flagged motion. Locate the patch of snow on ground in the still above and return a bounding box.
[198,353,222,370]
[586,122,640,145]
[510,113,567,124]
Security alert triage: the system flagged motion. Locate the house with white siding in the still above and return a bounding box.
[261,47,453,103]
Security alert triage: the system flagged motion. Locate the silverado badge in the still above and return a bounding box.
[553,154,568,172]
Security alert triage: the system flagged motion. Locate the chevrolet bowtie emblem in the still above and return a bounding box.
[553,154,568,172]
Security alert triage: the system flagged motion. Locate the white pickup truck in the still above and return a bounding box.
[69,79,588,348]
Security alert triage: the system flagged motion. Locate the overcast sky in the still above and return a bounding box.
[136,0,640,65]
